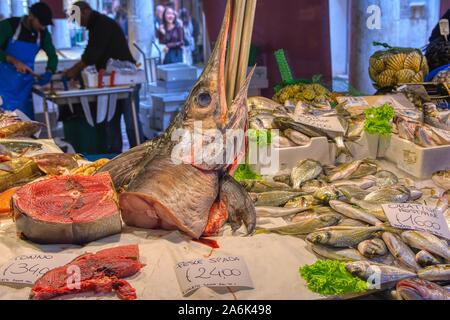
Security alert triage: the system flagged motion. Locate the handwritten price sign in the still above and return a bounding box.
[174,256,254,296]
[0,253,77,285]
[382,203,450,240]
[292,114,345,134]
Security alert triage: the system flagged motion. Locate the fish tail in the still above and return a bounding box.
[255,228,269,235]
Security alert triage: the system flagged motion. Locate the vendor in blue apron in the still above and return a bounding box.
[0,2,58,119]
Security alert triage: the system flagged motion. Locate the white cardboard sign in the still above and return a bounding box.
[0,253,77,285]
[292,114,345,133]
[382,203,450,240]
[174,256,254,296]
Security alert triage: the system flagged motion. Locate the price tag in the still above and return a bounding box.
[382,203,450,240]
[0,253,77,285]
[292,114,345,133]
[174,256,254,296]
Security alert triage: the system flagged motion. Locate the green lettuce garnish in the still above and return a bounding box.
[248,129,272,146]
[364,103,395,135]
[234,164,262,182]
[299,260,368,296]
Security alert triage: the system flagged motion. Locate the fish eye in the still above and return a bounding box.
[197,92,212,108]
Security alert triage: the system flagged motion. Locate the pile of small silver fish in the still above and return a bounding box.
[247,97,365,158]
[394,103,450,148]
[241,158,450,300]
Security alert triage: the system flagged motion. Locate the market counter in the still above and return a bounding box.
[0,220,322,300]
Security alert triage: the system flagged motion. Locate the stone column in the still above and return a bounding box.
[11,0,26,16]
[127,0,155,66]
[349,0,441,94]
[349,0,398,94]
[0,1,11,19]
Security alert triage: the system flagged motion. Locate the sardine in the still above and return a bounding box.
[346,261,416,286]
[283,129,311,146]
[416,250,445,268]
[357,238,388,258]
[375,171,399,187]
[257,214,341,236]
[255,206,309,218]
[239,180,292,193]
[329,200,382,226]
[253,191,305,207]
[364,185,411,203]
[291,159,323,189]
[338,218,369,227]
[313,186,339,204]
[418,264,450,282]
[401,231,450,261]
[309,243,367,262]
[331,177,376,190]
[273,173,291,186]
[382,232,421,271]
[348,198,388,221]
[306,226,384,248]
[284,195,318,209]
[301,179,327,193]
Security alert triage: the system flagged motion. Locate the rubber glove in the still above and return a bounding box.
[36,71,52,86]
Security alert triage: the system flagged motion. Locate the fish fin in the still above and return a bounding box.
[220,174,256,236]
[254,228,269,235]
[96,139,158,189]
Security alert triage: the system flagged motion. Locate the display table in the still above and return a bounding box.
[32,85,141,145]
[0,161,444,300]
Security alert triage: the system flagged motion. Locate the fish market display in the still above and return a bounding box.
[0,111,44,138]
[396,278,450,300]
[31,245,145,300]
[13,173,122,244]
[245,157,450,299]
[98,2,256,239]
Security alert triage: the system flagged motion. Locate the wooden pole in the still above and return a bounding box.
[234,0,257,99]
[226,0,246,106]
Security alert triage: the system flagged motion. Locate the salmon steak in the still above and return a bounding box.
[31,245,145,300]
[13,172,122,244]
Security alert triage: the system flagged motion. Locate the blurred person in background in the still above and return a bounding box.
[157,7,184,64]
[64,1,144,153]
[115,5,128,39]
[180,8,195,66]
[155,4,165,32]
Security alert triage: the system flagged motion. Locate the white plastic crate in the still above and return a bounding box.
[82,70,146,88]
[330,132,380,163]
[378,134,450,179]
[248,137,334,175]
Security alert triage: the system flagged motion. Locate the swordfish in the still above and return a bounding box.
[98,0,256,239]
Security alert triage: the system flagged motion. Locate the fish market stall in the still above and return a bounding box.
[32,85,141,145]
[0,0,449,302]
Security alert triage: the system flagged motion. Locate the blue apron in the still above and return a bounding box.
[0,19,41,119]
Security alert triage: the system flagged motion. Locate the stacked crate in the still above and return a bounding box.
[147,64,198,134]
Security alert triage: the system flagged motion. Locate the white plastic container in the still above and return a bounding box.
[249,137,333,175]
[378,134,450,179]
[330,132,380,163]
[82,70,146,88]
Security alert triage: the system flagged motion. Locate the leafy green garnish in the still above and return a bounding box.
[299,260,368,296]
[233,164,262,182]
[364,103,395,135]
[248,129,272,146]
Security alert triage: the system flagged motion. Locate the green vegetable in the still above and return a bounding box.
[364,103,395,135]
[248,129,272,147]
[234,164,262,182]
[299,260,368,296]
